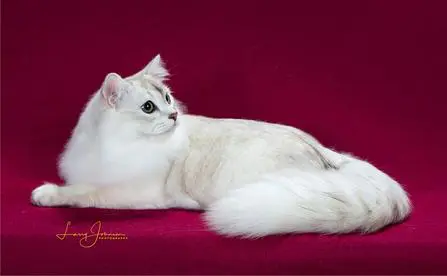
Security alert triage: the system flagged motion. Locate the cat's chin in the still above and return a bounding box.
[163,121,179,133]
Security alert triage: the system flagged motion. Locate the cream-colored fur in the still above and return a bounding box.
[31,55,411,237]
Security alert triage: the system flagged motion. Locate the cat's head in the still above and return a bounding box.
[99,55,182,136]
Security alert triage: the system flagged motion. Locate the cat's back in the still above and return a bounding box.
[176,114,327,203]
[179,114,325,170]
[180,114,320,147]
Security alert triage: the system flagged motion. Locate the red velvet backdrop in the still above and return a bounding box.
[2,0,447,274]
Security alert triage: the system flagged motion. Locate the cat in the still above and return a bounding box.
[31,55,411,237]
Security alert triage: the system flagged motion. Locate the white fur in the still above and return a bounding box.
[31,55,411,238]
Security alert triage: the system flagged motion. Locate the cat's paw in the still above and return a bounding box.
[31,183,62,206]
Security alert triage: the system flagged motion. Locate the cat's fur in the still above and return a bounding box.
[31,55,411,237]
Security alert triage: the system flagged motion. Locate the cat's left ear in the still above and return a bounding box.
[101,73,127,108]
[140,54,169,81]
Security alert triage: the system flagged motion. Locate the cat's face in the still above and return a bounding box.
[100,55,181,136]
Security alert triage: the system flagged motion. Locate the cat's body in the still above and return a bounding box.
[31,55,411,237]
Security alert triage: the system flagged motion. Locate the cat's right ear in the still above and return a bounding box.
[101,73,125,108]
[141,54,169,81]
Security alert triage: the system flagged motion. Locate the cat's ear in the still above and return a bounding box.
[101,73,126,108]
[141,54,169,81]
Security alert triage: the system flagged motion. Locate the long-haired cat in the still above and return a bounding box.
[31,55,411,237]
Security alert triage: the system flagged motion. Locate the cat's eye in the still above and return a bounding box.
[165,93,171,104]
[141,101,156,114]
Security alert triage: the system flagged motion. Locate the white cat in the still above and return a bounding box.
[31,55,411,237]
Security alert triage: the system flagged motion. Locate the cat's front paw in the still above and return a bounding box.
[31,183,62,207]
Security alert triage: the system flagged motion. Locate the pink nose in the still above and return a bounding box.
[169,112,178,121]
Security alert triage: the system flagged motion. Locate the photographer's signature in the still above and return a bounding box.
[56,221,128,248]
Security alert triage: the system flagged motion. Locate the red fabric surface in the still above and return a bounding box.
[2,0,447,274]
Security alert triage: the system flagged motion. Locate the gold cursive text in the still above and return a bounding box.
[56,221,128,248]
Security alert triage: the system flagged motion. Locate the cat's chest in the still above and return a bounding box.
[95,139,172,184]
[63,137,173,186]
[62,124,187,186]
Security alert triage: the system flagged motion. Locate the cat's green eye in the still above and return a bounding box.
[141,100,156,114]
[165,93,171,104]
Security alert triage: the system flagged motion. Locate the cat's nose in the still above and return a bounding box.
[169,112,178,121]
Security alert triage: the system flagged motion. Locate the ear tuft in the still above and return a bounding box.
[101,73,124,108]
[144,54,169,81]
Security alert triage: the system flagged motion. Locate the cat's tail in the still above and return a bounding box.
[204,153,411,238]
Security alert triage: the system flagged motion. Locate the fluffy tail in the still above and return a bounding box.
[204,153,411,238]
